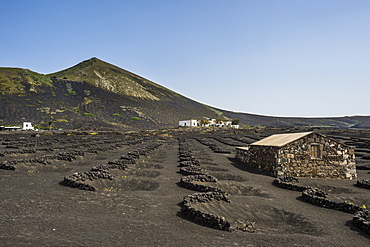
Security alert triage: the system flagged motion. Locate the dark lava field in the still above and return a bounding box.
[0,127,369,246]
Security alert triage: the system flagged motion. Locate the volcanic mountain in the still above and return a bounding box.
[0,57,368,130]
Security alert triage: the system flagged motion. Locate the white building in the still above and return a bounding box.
[179,119,199,127]
[179,119,239,128]
[22,122,34,130]
[0,122,35,131]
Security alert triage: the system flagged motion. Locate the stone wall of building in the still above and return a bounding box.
[235,146,278,175]
[236,132,357,179]
[277,133,356,179]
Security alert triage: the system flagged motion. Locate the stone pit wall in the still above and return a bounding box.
[236,133,357,179]
[235,145,278,175]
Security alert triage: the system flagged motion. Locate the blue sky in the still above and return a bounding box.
[1,0,369,117]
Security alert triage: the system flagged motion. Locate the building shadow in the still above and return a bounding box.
[227,157,274,177]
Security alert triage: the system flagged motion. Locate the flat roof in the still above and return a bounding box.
[250,132,313,147]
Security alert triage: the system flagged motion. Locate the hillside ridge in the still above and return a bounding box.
[0,58,369,130]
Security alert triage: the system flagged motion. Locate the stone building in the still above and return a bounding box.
[235,132,357,179]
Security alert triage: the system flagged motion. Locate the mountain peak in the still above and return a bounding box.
[89,57,99,62]
[72,57,106,69]
[48,58,164,100]
[86,57,105,64]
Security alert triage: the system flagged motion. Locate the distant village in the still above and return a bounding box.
[179,118,239,129]
[1,119,240,131]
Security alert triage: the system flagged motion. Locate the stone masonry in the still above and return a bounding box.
[235,132,357,179]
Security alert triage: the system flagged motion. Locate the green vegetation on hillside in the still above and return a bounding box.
[71,107,81,113]
[0,68,52,95]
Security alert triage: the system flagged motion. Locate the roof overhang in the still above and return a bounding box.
[250,132,313,147]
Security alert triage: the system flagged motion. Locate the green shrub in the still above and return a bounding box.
[231,119,240,125]
[130,117,141,120]
[56,119,68,123]
[113,113,121,116]
[84,113,94,117]
[71,107,81,113]
[33,124,43,130]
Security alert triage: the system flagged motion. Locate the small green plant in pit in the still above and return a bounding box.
[88,132,98,135]
[27,170,40,173]
[113,113,121,116]
[344,201,354,205]
[361,205,367,209]
[103,187,122,191]
[130,117,141,120]
[84,113,94,117]
[121,175,128,178]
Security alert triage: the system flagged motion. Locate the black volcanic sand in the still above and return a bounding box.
[0,128,369,246]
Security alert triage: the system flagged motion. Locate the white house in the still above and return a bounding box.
[22,122,34,130]
[179,119,199,127]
